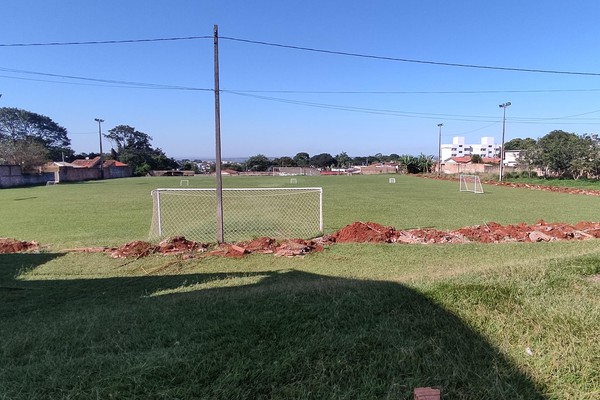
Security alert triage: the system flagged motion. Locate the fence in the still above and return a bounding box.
[150,187,323,242]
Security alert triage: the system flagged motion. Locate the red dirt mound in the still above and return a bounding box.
[156,236,208,255]
[237,237,279,254]
[275,239,324,257]
[109,241,156,259]
[0,238,39,253]
[327,221,398,243]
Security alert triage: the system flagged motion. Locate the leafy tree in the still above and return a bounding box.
[504,137,537,151]
[293,152,310,167]
[398,155,419,173]
[105,125,177,175]
[272,156,296,167]
[310,153,336,169]
[180,161,198,173]
[0,138,48,173]
[222,162,243,172]
[570,134,600,180]
[537,130,582,178]
[470,154,483,164]
[352,156,368,166]
[416,153,435,173]
[244,154,272,171]
[0,107,72,161]
[335,152,352,168]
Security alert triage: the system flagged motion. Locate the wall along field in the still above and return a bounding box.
[1,175,599,399]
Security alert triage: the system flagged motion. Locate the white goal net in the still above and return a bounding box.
[150,187,323,242]
[459,174,484,194]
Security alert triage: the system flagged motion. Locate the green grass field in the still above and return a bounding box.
[1,175,599,399]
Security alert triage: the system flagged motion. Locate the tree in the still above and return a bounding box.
[272,156,296,167]
[335,152,352,168]
[504,137,537,151]
[244,154,272,171]
[310,153,336,169]
[537,130,582,178]
[398,155,419,173]
[293,152,310,167]
[416,153,435,173]
[105,125,177,176]
[0,107,72,161]
[0,138,48,173]
[470,154,483,164]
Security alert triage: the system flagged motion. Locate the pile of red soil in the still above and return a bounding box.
[324,220,600,244]
[108,236,209,258]
[0,238,39,253]
[326,221,397,243]
[6,219,600,258]
[205,238,323,258]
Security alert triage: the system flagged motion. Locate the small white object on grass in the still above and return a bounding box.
[525,347,533,356]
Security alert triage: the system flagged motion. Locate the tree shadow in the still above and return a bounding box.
[0,254,547,399]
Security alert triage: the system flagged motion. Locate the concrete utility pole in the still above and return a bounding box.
[437,123,443,176]
[214,24,224,243]
[94,118,105,179]
[498,102,511,181]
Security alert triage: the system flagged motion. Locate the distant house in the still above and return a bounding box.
[71,156,102,168]
[43,156,131,181]
[441,156,500,175]
[359,162,399,175]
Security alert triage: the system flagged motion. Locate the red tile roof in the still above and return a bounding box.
[448,156,500,164]
[71,156,101,168]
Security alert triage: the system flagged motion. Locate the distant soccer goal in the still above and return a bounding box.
[149,187,323,242]
[459,174,484,194]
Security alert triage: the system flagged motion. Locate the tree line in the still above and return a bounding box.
[0,107,177,175]
[505,130,600,179]
[220,152,437,174]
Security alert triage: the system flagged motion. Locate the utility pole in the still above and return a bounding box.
[498,102,511,181]
[214,24,224,243]
[437,123,443,176]
[94,118,105,179]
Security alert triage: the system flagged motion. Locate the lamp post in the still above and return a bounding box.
[94,118,105,179]
[498,102,511,181]
[437,123,443,176]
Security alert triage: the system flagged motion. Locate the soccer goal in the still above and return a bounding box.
[459,174,484,194]
[149,187,323,242]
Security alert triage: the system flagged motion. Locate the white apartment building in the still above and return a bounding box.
[440,136,501,161]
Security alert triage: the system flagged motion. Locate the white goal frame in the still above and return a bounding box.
[459,174,484,194]
[150,187,323,242]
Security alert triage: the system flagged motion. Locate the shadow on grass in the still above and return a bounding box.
[0,254,547,399]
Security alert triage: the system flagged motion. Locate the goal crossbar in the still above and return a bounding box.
[150,187,323,242]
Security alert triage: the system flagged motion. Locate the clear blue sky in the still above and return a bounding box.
[2,0,600,160]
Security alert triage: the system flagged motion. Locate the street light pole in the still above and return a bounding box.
[498,102,511,182]
[94,118,105,179]
[437,123,443,176]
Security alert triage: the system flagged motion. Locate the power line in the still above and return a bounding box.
[4,69,600,94]
[225,88,600,95]
[0,36,211,47]
[2,33,600,77]
[220,36,600,77]
[0,67,212,91]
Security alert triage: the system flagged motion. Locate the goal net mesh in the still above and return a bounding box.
[459,174,484,194]
[149,187,323,242]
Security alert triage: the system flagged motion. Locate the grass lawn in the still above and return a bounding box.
[1,175,600,399]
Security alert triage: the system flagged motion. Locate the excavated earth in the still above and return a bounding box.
[4,219,600,258]
[423,174,600,197]
[0,238,39,254]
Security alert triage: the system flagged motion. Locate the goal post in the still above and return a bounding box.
[150,187,323,242]
[459,174,484,194]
